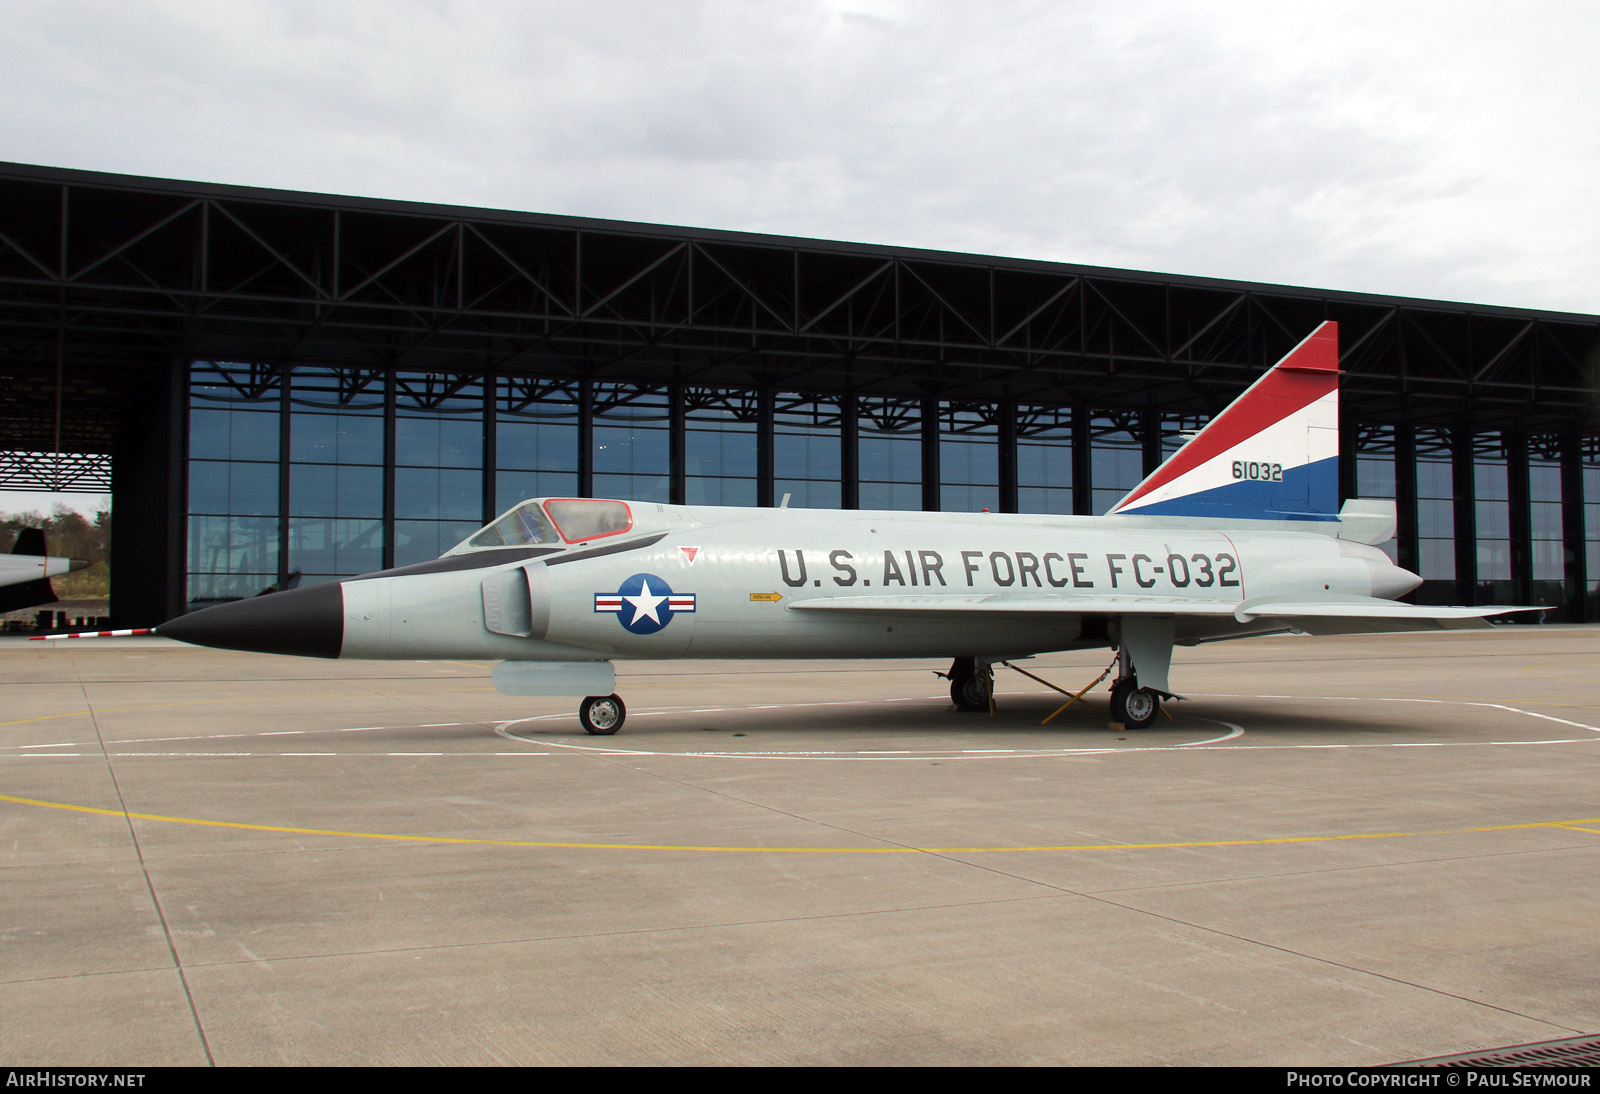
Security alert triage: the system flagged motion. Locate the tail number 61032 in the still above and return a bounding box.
[1232,461,1283,482]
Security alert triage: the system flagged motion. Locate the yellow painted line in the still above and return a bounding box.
[3,792,1598,855]
[1521,662,1600,684]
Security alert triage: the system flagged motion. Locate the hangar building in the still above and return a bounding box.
[2,162,1597,627]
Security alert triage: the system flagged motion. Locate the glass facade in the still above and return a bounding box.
[496,378,579,514]
[1160,414,1208,460]
[1414,428,1455,603]
[393,373,485,567]
[1356,425,1398,561]
[858,397,922,511]
[188,362,282,603]
[1474,433,1512,602]
[1016,406,1073,515]
[939,403,999,512]
[180,361,1600,617]
[1090,415,1143,516]
[1528,440,1565,610]
[773,395,842,509]
[686,390,758,506]
[287,367,385,585]
[1585,444,1600,618]
[593,383,671,503]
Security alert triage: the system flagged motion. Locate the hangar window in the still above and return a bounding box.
[1017,406,1074,516]
[187,361,283,606]
[686,389,758,506]
[593,384,670,502]
[1414,428,1456,603]
[774,395,842,509]
[939,403,998,513]
[1090,414,1143,515]
[1161,414,1209,460]
[394,372,486,567]
[858,397,922,511]
[1474,433,1512,598]
[497,378,579,514]
[287,366,385,583]
[1583,440,1600,619]
[1528,436,1566,612]
[1355,424,1397,562]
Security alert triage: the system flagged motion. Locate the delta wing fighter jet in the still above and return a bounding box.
[161,323,1521,733]
[0,529,88,614]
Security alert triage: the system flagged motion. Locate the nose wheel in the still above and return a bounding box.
[579,694,626,735]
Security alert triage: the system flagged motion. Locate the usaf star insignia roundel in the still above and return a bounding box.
[593,573,697,635]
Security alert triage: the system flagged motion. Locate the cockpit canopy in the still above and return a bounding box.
[544,498,633,541]
[464,498,634,550]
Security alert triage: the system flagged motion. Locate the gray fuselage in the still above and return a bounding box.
[330,503,1409,663]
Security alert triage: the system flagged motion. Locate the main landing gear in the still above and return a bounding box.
[943,657,993,712]
[1108,640,1161,729]
[579,694,626,735]
[1108,677,1160,729]
[941,648,1165,728]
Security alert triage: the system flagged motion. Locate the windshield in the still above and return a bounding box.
[543,498,633,542]
[468,501,560,548]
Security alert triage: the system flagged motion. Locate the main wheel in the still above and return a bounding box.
[1109,679,1158,729]
[579,694,626,735]
[950,670,989,712]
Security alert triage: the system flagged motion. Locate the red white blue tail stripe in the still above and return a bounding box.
[1109,322,1341,522]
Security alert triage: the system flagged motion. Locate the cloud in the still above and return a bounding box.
[1,0,1596,312]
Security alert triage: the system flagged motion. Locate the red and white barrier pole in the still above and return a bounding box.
[29,628,155,641]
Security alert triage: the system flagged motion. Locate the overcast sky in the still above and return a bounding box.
[3,0,1597,516]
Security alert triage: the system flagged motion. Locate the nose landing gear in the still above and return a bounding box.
[579,694,626,735]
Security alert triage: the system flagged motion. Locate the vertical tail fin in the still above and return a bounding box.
[0,529,62,613]
[12,528,48,557]
[1108,321,1340,522]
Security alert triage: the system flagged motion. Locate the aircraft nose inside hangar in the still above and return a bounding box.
[1,160,1598,628]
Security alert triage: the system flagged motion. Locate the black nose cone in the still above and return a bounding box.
[161,581,345,658]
